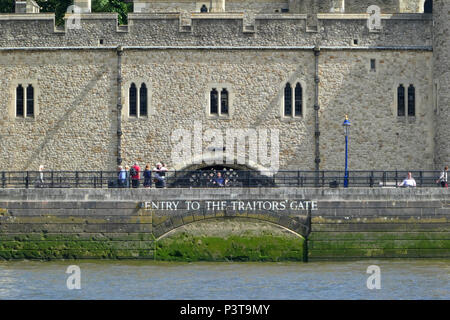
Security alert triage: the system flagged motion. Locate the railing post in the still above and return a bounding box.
[420,171,423,187]
[321,171,325,188]
[1,172,5,188]
[395,170,398,186]
[51,171,54,188]
[100,171,103,188]
[75,171,79,188]
[297,171,300,187]
[25,171,29,189]
[370,171,374,188]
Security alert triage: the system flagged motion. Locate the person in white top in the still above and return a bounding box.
[38,165,44,184]
[398,172,416,187]
[436,166,448,188]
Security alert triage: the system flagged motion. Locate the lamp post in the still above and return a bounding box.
[342,115,351,188]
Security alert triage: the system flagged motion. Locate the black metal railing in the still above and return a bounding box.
[0,170,445,188]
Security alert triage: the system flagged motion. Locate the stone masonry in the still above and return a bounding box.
[0,0,447,172]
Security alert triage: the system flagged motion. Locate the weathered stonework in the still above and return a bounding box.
[433,0,450,169]
[0,1,446,172]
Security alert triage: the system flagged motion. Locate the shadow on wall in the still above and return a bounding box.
[23,67,110,170]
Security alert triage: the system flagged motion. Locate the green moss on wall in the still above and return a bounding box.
[154,232,304,262]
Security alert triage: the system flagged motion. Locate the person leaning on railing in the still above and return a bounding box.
[118,166,127,188]
[143,164,152,188]
[153,162,166,188]
[398,172,416,187]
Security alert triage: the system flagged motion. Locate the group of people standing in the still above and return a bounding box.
[117,162,168,188]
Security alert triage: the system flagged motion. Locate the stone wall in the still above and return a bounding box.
[433,0,450,169]
[0,47,435,171]
[120,49,316,171]
[0,187,448,260]
[0,50,118,171]
[0,12,440,171]
[0,13,433,48]
[319,50,435,170]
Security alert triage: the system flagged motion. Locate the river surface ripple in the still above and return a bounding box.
[0,259,448,300]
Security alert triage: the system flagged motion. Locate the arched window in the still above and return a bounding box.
[284,83,292,116]
[139,83,147,117]
[397,84,405,116]
[424,0,432,13]
[26,85,34,117]
[220,88,228,114]
[16,85,24,117]
[408,85,415,116]
[129,83,137,117]
[210,88,218,114]
[294,83,302,116]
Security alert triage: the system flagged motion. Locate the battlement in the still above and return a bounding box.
[0,12,433,48]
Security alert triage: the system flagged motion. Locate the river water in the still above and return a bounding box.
[0,259,448,300]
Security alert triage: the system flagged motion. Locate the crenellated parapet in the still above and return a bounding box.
[0,12,433,48]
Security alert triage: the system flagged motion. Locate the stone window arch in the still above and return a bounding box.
[129,83,137,117]
[139,83,148,117]
[397,84,405,116]
[294,83,303,117]
[210,88,218,114]
[124,80,153,120]
[283,82,304,118]
[13,82,37,119]
[16,84,24,117]
[220,88,229,115]
[207,83,233,118]
[284,83,292,117]
[408,84,415,116]
[26,84,34,117]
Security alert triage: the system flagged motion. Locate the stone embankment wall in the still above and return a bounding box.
[0,188,448,261]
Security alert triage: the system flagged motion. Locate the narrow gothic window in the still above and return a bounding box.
[16,85,24,117]
[210,88,218,114]
[140,83,147,117]
[408,85,415,116]
[284,83,292,116]
[397,85,405,117]
[370,59,376,71]
[129,83,137,117]
[294,83,302,116]
[220,88,228,114]
[26,85,34,117]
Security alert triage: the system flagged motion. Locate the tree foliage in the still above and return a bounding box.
[36,0,73,25]
[92,0,132,25]
[0,0,14,13]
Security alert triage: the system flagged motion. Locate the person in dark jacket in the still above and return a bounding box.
[143,164,152,188]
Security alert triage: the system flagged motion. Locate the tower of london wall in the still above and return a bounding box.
[0,4,443,172]
[433,0,450,169]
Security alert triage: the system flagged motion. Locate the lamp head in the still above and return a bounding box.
[342,115,351,127]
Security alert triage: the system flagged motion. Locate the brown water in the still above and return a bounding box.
[0,259,448,299]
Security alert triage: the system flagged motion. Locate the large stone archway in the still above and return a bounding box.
[152,210,310,241]
[168,152,278,187]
